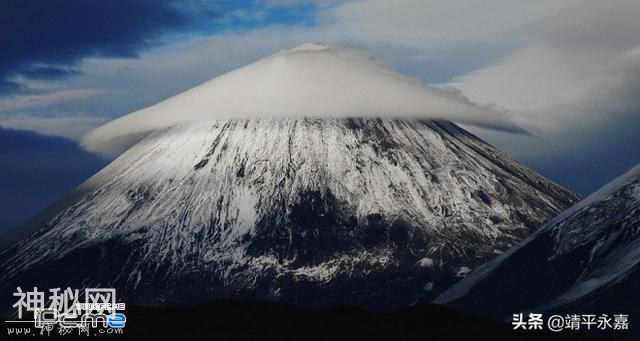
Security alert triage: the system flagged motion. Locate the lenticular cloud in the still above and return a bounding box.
[82,43,518,157]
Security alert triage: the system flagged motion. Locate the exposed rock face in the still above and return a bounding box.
[0,118,577,310]
[436,164,640,321]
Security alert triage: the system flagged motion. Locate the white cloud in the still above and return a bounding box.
[319,0,582,54]
[82,43,519,156]
[0,88,107,112]
[447,0,640,157]
[0,113,107,140]
[262,0,339,8]
[12,0,638,177]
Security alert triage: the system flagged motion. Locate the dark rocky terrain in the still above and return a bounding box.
[0,118,577,312]
[437,164,640,340]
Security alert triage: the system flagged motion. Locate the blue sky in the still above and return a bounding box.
[1,0,640,232]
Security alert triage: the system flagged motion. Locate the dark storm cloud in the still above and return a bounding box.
[0,0,214,93]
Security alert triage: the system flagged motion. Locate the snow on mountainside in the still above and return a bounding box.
[0,118,577,310]
[81,43,519,157]
[435,164,640,319]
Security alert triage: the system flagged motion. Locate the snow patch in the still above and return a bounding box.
[633,183,640,202]
[456,266,471,277]
[424,282,435,291]
[417,257,435,268]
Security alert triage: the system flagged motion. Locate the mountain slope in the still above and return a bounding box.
[0,118,577,310]
[436,164,640,319]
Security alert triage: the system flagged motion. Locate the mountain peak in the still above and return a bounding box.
[81,44,518,157]
[435,163,640,321]
[0,118,577,311]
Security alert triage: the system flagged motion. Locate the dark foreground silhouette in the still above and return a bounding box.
[2,300,603,340]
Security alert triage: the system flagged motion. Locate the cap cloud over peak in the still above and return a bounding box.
[81,44,519,157]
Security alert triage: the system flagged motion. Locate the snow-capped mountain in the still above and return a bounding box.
[0,44,578,311]
[436,163,640,318]
[81,43,519,157]
[0,118,577,310]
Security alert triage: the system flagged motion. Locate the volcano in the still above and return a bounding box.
[0,44,578,310]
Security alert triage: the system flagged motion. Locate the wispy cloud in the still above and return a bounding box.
[0,88,107,112]
[446,0,640,192]
[449,0,640,146]
[0,113,107,140]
